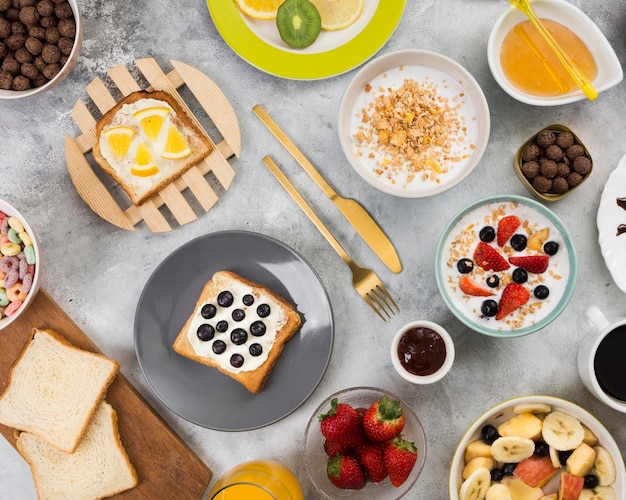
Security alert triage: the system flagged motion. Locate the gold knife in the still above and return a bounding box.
[253,104,402,274]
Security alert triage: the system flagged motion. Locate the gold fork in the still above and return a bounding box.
[263,155,398,321]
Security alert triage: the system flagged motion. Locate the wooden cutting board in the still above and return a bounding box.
[0,289,212,499]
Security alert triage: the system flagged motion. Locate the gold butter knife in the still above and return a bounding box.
[253,104,402,274]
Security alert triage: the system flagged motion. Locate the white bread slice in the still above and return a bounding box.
[0,328,119,453]
[17,401,138,500]
[172,270,302,394]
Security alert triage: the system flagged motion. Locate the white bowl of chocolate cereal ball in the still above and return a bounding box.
[0,0,82,98]
[515,125,593,202]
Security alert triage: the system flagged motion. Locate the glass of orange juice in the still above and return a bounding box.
[208,460,304,500]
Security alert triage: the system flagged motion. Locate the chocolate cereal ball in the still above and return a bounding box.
[20,60,37,78]
[551,177,569,194]
[556,131,574,149]
[14,45,32,62]
[556,162,570,178]
[566,144,585,160]
[36,0,55,16]
[545,144,564,162]
[536,129,556,148]
[1,55,19,74]
[522,160,540,179]
[533,175,552,193]
[522,143,540,162]
[57,17,73,37]
[28,25,44,39]
[41,60,59,79]
[44,26,59,43]
[11,19,26,34]
[0,17,10,37]
[572,155,592,175]
[567,172,583,188]
[5,33,25,50]
[17,0,36,7]
[539,158,557,179]
[25,35,42,54]
[54,1,72,19]
[0,41,6,58]
[0,0,11,10]
[5,7,19,21]
[18,5,38,25]
[11,73,30,89]
[0,69,12,89]
[57,35,71,54]
[39,15,56,28]
[40,41,59,62]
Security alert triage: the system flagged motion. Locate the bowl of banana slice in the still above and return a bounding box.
[449,395,624,500]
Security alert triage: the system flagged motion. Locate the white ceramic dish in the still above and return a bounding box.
[338,49,490,198]
[449,395,626,499]
[303,386,426,500]
[597,153,626,294]
[488,0,623,106]
[390,320,455,384]
[0,199,42,330]
[0,0,83,99]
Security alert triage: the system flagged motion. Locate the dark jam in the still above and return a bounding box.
[594,325,626,401]
[397,327,446,376]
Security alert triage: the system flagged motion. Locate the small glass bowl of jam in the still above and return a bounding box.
[390,320,455,384]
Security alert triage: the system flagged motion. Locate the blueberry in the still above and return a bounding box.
[481,300,498,318]
[232,308,245,322]
[502,463,516,476]
[196,323,215,342]
[250,320,266,337]
[480,226,496,242]
[486,275,499,288]
[217,290,234,307]
[230,353,244,368]
[249,343,263,356]
[242,294,255,306]
[216,320,229,333]
[510,234,528,251]
[457,258,474,274]
[534,285,550,300]
[481,424,500,444]
[543,241,560,256]
[583,474,599,489]
[490,468,503,482]
[201,304,216,319]
[558,450,574,465]
[534,441,549,457]
[512,268,528,284]
[212,340,226,354]
[257,303,271,318]
[230,328,248,345]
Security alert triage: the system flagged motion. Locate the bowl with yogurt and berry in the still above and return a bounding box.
[436,195,577,337]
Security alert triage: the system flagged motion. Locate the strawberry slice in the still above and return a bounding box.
[509,255,550,274]
[496,283,530,320]
[459,276,495,297]
[473,242,510,272]
[497,215,521,247]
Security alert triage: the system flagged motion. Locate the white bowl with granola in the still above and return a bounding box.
[338,49,490,198]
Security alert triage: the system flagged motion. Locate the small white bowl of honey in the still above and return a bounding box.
[488,0,622,106]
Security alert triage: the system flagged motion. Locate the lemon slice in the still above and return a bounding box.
[133,107,170,142]
[102,126,135,160]
[131,143,159,177]
[308,0,364,30]
[161,125,191,159]
[234,0,284,20]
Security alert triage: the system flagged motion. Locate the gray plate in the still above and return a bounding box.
[134,230,334,431]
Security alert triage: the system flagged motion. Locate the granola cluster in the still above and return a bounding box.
[355,76,474,185]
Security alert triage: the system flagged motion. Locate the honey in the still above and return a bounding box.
[500,18,597,97]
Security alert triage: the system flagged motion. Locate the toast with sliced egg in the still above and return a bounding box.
[93,90,212,206]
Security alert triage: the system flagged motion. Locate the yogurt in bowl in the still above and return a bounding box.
[436,195,577,337]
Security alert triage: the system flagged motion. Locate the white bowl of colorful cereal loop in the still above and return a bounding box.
[302,386,426,500]
[337,49,490,198]
[449,395,625,500]
[0,199,41,330]
[436,195,577,338]
[0,0,83,98]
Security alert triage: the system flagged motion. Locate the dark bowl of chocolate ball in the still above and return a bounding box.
[515,124,593,202]
[0,0,82,98]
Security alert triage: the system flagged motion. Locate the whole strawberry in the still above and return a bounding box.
[319,398,366,447]
[384,436,418,487]
[323,438,352,458]
[327,454,366,490]
[355,442,387,483]
[363,394,405,443]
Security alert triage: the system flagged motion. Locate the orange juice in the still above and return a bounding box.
[500,18,597,96]
[208,460,304,500]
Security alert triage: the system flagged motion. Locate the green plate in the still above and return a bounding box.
[206,0,406,80]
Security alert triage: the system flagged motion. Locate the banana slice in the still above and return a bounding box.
[541,411,584,451]
[459,467,491,500]
[491,436,535,463]
[485,483,512,500]
[579,486,617,500]
[549,445,561,468]
[513,403,551,415]
[592,446,617,486]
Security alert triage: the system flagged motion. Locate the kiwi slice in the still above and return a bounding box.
[276,0,321,49]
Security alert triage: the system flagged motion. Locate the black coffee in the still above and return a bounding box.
[594,325,626,401]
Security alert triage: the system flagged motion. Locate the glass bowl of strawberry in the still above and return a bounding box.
[302,386,426,499]
[436,195,578,338]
